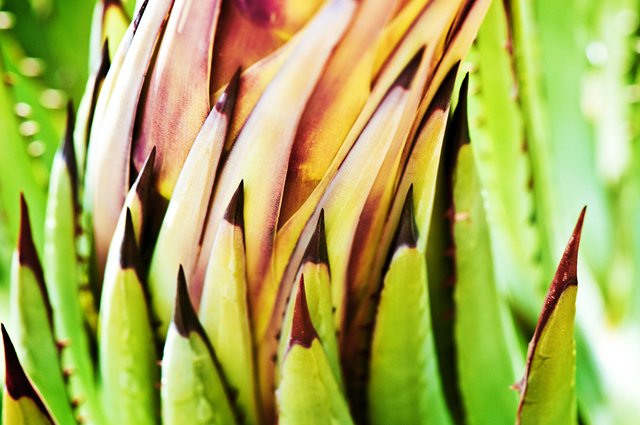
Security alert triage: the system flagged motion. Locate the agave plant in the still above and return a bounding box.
[0,0,639,424]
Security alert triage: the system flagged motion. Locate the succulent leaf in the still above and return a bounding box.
[451,136,521,424]
[199,182,261,425]
[133,0,222,200]
[148,74,238,338]
[515,208,586,425]
[44,116,103,425]
[90,0,173,278]
[161,267,238,425]
[2,325,57,425]
[368,189,452,425]
[9,196,76,425]
[276,280,354,425]
[98,209,159,425]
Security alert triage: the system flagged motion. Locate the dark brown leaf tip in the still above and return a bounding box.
[132,0,149,35]
[223,180,244,229]
[173,266,206,339]
[430,62,460,113]
[394,186,418,252]
[2,324,54,422]
[302,209,329,270]
[119,209,143,277]
[134,146,156,205]
[18,195,52,323]
[287,275,319,351]
[444,73,471,178]
[394,46,425,90]
[215,67,241,116]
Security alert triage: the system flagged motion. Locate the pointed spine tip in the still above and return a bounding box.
[302,209,329,268]
[554,206,586,290]
[173,266,203,338]
[132,0,149,34]
[432,62,460,112]
[394,46,425,90]
[2,325,54,421]
[394,186,418,251]
[288,275,318,350]
[215,67,241,116]
[119,208,143,275]
[135,146,156,201]
[223,181,244,228]
[97,40,111,80]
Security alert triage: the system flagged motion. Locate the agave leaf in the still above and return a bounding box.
[43,112,103,425]
[451,136,521,424]
[83,14,135,219]
[466,0,548,322]
[341,69,457,413]
[9,196,76,425]
[279,0,409,224]
[2,325,58,425]
[133,0,222,200]
[209,0,324,93]
[258,54,425,421]
[198,182,261,425]
[90,0,172,278]
[194,0,358,329]
[276,214,341,391]
[162,267,238,425]
[98,209,159,425]
[94,0,130,62]
[147,75,238,337]
[276,280,354,425]
[74,43,111,183]
[368,190,452,425]
[515,208,585,425]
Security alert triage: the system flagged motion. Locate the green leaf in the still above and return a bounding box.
[368,190,452,425]
[276,280,353,425]
[161,267,238,425]
[276,211,341,392]
[199,182,261,425]
[515,208,586,424]
[2,324,57,425]
[451,140,521,424]
[9,196,76,425]
[98,209,159,425]
[42,113,103,425]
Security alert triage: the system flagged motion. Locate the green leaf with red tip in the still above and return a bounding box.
[99,209,158,425]
[2,324,57,425]
[199,182,261,425]
[162,267,238,425]
[9,197,76,425]
[148,76,238,339]
[451,139,521,425]
[368,190,453,425]
[515,208,586,425]
[276,281,353,425]
[276,213,342,391]
[44,125,104,425]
